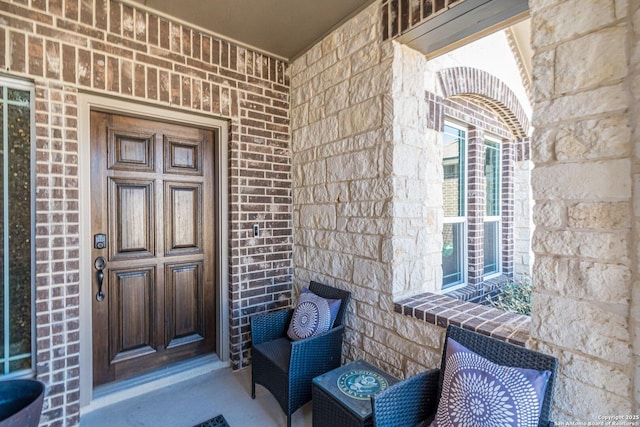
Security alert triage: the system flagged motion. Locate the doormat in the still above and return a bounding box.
[193,414,230,427]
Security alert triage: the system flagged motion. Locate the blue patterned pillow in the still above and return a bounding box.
[429,338,551,427]
[287,287,341,341]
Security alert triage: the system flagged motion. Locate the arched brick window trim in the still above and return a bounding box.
[437,67,529,139]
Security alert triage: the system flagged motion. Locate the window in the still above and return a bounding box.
[483,138,501,276]
[442,123,466,289]
[441,119,506,290]
[0,78,34,377]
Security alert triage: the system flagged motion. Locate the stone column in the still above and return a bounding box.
[630,0,640,413]
[530,0,634,418]
[513,138,533,277]
[389,42,438,299]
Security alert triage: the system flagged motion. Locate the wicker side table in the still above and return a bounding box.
[312,360,398,427]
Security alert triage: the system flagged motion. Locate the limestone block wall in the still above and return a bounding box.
[294,0,640,420]
[514,137,533,278]
[390,43,443,299]
[513,157,533,277]
[529,0,637,418]
[290,0,536,383]
[630,0,640,413]
[291,3,443,378]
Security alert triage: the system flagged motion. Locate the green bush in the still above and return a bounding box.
[488,274,532,316]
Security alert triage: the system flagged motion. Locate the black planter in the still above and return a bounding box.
[0,380,45,427]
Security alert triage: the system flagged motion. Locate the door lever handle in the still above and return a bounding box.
[96,269,105,301]
[94,256,106,302]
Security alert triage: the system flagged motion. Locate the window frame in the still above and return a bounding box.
[441,120,468,291]
[0,76,36,379]
[482,135,502,278]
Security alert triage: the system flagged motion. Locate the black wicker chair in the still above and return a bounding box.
[371,325,558,427]
[250,281,351,427]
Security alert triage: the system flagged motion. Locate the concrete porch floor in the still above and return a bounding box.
[80,367,313,427]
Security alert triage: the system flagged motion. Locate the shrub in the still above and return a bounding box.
[489,274,532,316]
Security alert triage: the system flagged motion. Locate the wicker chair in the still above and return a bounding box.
[250,281,351,427]
[371,325,558,427]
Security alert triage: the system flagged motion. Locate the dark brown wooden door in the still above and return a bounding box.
[91,111,216,386]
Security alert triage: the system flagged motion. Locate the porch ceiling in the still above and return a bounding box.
[127,0,377,60]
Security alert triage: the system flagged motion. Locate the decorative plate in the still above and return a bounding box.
[336,369,389,400]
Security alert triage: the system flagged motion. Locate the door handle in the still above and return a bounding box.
[94,256,106,302]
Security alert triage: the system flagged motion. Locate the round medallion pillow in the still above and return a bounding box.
[287,291,332,340]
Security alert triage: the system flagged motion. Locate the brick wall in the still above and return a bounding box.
[0,0,291,425]
[438,66,529,139]
[467,127,485,284]
[431,61,530,302]
[444,103,516,287]
[501,140,515,277]
[33,81,81,426]
[432,92,521,298]
[380,0,468,41]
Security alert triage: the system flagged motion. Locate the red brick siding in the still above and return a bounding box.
[467,127,485,285]
[382,0,469,40]
[0,0,291,425]
[426,66,524,293]
[501,141,515,276]
[443,97,517,288]
[438,66,529,139]
[33,81,81,427]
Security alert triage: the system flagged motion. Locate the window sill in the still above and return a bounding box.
[394,292,531,346]
[445,275,510,304]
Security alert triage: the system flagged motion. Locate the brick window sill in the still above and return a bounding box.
[394,292,531,346]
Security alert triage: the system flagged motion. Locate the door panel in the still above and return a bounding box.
[91,111,216,387]
[165,182,202,255]
[109,178,155,259]
[109,267,157,363]
[108,128,155,171]
[165,262,203,348]
[164,136,202,175]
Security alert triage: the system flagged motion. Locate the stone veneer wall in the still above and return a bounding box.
[291,0,534,386]
[0,0,291,425]
[626,2,640,414]
[632,0,640,413]
[291,2,444,379]
[514,139,533,278]
[293,0,640,420]
[529,0,639,419]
